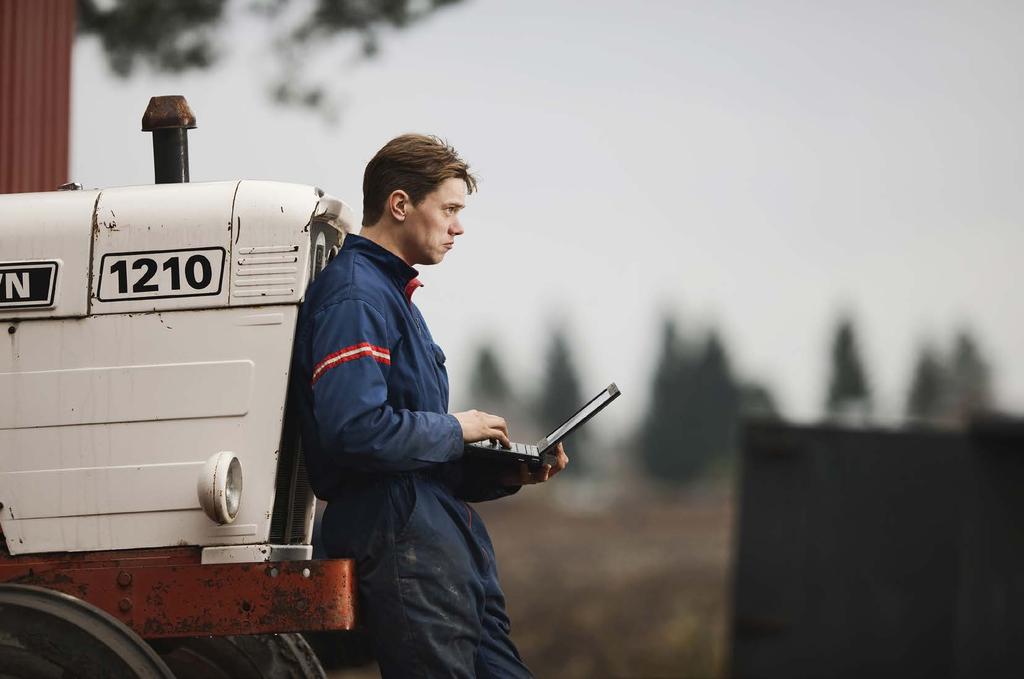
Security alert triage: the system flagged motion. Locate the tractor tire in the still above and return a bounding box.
[0,583,175,679]
[148,632,327,678]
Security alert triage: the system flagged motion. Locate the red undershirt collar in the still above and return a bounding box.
[404,278,423,303]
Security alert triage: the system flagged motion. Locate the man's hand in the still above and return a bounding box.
[453,409,511,448]
[499,443,569,487]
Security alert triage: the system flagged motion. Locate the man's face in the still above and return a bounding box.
[402,177,467,266]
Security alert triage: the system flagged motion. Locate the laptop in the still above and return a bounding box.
[464,383,621,467]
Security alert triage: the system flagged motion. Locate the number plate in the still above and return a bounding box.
[97,248,226,301]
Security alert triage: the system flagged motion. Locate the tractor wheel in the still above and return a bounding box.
[0,583,175,679]
[148,632,327,678]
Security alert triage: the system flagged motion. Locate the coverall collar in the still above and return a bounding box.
[345,233,421,296]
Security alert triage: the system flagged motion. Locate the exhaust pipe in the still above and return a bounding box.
[141,95,197,184]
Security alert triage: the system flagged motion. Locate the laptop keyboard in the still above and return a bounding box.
[512,442,539,457]
[470,440,539,458]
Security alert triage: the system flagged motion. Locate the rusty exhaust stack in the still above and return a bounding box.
[141,95,197,184]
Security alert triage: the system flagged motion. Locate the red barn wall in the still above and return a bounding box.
[0,0,75,194]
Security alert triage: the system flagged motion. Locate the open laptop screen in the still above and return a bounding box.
[540,383,620,450]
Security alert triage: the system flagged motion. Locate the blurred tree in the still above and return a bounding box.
[537,327,588,477]
[905,344,948,422]
[77,0,228,77]
[76,0,465,114]
[640,317,688,482]
[641,319,742,485]
[468,341,512,410]
[948,329,993,421]
[824,316,872,423]
[684,331,741,469]
[738,381,780,420]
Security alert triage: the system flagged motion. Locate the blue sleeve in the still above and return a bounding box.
[309,299,464,472]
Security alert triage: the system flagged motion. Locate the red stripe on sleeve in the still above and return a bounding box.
[311,341,391,386]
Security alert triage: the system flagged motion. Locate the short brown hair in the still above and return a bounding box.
[362,134,478,226]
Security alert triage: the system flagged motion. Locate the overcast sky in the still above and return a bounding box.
[71,0,1024,434]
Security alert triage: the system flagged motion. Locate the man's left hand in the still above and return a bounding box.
[501,443,568,487]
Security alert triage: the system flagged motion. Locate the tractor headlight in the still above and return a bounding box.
[198,452,243,524]
[224,456,242,519]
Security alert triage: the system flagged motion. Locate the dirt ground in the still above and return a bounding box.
[329,479,734,679]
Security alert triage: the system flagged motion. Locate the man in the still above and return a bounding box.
[292,134,568,677]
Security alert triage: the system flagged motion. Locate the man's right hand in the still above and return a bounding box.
[453,409,511,448]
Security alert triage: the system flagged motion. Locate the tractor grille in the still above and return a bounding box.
[269,403,313,544]
[269,218,342,544]
[231,245,300,300]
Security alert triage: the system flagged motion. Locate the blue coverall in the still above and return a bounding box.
[292,233,531,678]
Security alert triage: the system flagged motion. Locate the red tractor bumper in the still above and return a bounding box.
[0,546,356,638]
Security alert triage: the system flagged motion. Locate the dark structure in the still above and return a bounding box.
[732,420,1024,679]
